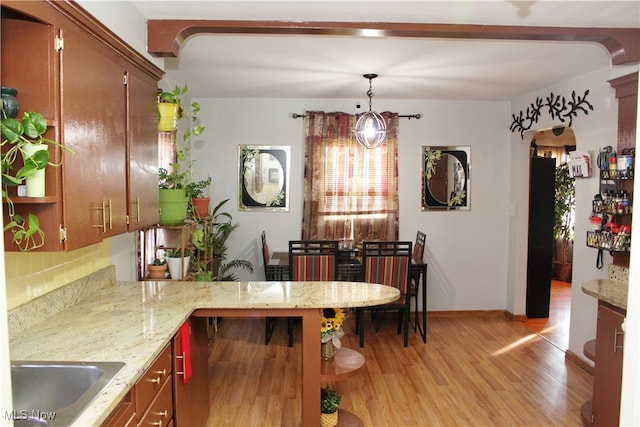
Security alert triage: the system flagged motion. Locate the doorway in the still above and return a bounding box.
[525,126,576,350]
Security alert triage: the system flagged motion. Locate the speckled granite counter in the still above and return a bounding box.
[581,265,629,311]
[8,268,399,426]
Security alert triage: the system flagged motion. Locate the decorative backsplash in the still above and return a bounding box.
[8,265,116,339]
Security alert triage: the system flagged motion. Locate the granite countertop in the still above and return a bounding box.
[9,278,399,426]
[581,278,628,311]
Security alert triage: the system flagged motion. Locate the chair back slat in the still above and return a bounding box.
[289,240,339,281]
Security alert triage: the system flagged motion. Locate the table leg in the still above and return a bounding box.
[302,309,321,426]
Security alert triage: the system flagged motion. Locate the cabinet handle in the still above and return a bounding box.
[175,351,186,376]
[154,410,168,418]
[92,201,107,232]
[614,328,624,352]
[153,368,167,378]
[150,420,163,427]
[136,196,141,223]
[107,199,113,230]
[147,376,162,384]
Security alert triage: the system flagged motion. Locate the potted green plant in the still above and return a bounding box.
[553,162,575,282]
[320,387,341,427]
[1,110,73,251]
[191,198,253,280]
[158,84,205,225]
[186,176,212,218]
[148,257,168,279]
[165,248,192,280]
[157,84,186,132]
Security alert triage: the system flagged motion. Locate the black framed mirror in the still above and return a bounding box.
[422,146,470,210]
[238,145,290,211]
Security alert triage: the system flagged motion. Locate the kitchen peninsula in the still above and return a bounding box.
[8,266,399,426]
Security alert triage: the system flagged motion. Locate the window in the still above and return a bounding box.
[302,111,399,242]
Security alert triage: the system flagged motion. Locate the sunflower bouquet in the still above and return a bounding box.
[321,307,345,348]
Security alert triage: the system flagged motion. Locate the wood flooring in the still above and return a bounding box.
[524,280,572,351]
[204,309,592,427]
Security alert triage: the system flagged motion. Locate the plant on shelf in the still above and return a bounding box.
[186,176,212,218]
[553,162,575,281]
[148,257,167,279]
[1,110,74,251]
[320,387,341,427]
[165,247,193,280]
[191,198,253,281]
[158,83,206,225]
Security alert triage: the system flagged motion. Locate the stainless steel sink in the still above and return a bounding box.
[11,361,125,427]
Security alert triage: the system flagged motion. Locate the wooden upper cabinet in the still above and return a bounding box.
[1,0,163,251]
[127,68,160,231]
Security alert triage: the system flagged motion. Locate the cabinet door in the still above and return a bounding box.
[173,317,210,426]
[592,302,625,426]
[127,68,159,230]
[60,27,127,249]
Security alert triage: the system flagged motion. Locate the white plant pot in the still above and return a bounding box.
[21,143,47,197]
[167,255,191,280]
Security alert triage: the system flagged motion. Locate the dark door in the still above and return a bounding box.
[526,156,556,318]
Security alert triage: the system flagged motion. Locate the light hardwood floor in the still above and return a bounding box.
[524,280,572,351]
[205,310,591,427]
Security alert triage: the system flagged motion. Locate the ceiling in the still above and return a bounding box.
[130,1,640,101]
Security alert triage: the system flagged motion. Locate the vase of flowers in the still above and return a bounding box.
[321,307,345,360]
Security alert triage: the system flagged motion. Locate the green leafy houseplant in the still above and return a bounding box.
[185,176,212,199]
[554,163,575,265]
[320,387,341,414]
[192,198,253,281]
[1,110,73,251]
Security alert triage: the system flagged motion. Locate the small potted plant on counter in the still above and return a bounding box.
[147,257,167,279]
[320,387,341,427]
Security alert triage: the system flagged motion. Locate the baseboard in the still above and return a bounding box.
[504,310,528,322]
[425,310,507,318]
[565,349,594,375]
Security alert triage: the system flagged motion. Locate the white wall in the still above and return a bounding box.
[509,66,620,363]
[192,98,511,311]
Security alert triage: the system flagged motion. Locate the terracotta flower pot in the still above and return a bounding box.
[148,264,167,279]
[191,197,210,218]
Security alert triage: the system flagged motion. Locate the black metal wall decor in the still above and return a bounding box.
[510,90,593,139]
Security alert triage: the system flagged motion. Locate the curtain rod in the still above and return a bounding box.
[291,113,422,119]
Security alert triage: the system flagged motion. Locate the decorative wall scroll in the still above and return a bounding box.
[510,90,593,139]
[238,145,290,211]
[422,146,470,210]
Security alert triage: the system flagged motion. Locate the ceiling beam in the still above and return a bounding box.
[147,20,639,65]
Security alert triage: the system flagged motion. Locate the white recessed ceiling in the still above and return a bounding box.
[130,1,639,100]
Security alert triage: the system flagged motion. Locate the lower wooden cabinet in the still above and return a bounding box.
[100,390,135,427]
[582,300,626,426]
[173,317,210,426]
[102,317,210,427]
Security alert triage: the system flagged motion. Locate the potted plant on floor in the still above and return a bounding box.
[320,387,341,427]
[158,84,205,225]
[553,162,575,282]
[1,110,74,251]
[148,257,168,279]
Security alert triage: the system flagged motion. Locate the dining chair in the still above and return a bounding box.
[282,240,339,346]
[409,231,427,342]
[356,240,412,347]
[262,231,290,345]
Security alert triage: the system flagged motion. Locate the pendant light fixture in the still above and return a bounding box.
[354,73,387,149]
